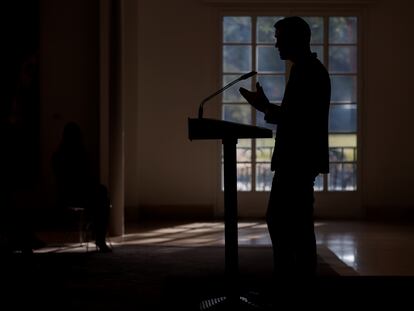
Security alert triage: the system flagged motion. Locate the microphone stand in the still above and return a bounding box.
[198,71,257,119]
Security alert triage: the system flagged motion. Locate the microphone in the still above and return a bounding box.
[198,71,257,119]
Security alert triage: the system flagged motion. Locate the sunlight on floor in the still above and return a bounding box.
[33,221,360,276]
[34,221,414,275]
[36,221,356,260]
[119,222,271,247]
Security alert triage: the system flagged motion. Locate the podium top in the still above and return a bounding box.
[188,118,273,141]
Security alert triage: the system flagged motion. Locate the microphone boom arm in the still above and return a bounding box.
[198,79,242,119]
[198,71,257,119]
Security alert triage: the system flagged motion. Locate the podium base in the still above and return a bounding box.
[200,295,262,310]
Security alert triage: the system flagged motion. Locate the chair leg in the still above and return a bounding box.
[66,207,87,249]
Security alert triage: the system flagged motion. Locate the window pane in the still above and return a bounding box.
[329,17,357,44]
[237,163,251,191]
[329,147,356,162]
[257,75,285,102]
[331,75,357,103]
[221,163,252,191]
[344,147,357,161]
[223,104,251,125]
[257,16,284,43]
[223,45,252,72]
[256,163,272,191]
[311,45,324,63]
[256,110,277,131]
[329,104,357,133]
[223,16,251,43]
[328,163,357,191]
[256,138,274,162]
[314,174,324,191]
[257,46,285,72]
[329,148,342,162]
[329,46,357,73]
[237,139,251,162]
[329,134,357,148]
[223,74,252,103]
[303,17,323,44]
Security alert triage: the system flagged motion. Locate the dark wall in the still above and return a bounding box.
[1,0,40,190]
[0,0,41,249]
[39,0,100,212]
[0,0,100,236]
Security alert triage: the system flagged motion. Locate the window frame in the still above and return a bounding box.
[215,7,365,218]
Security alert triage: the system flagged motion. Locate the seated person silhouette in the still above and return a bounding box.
[52,122,111,252]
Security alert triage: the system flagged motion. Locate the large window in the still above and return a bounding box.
[221,15,358,192]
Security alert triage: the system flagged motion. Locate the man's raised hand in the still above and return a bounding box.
[239,82,270,113]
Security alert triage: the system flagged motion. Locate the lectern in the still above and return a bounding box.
[188,118,273,310]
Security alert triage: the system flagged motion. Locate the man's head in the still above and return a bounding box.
[274,16,311,61]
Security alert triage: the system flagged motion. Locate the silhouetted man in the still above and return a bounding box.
[240,16,330,278]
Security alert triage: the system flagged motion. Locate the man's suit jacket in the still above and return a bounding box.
[265,53,331,176]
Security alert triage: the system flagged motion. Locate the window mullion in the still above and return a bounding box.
[323,15,330,193]
[251,15,257,192]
